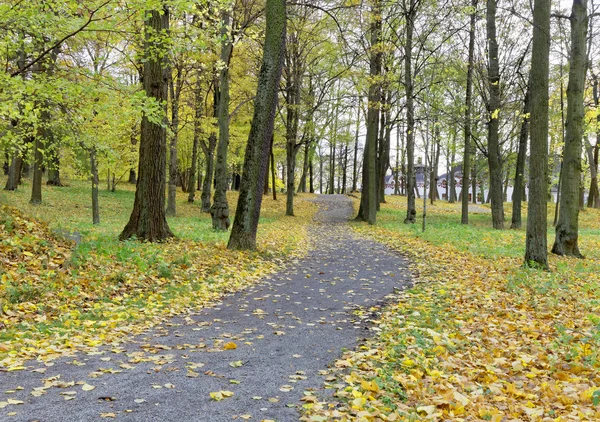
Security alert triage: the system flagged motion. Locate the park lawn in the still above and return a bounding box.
[0,180,316,368]
[302,196,600,421]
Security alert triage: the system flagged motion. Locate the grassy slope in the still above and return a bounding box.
[302,197,600,422]
[0,179,316,368]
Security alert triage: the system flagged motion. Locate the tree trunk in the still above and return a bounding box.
[511,80,531,229]
[404,4,416,224]
[462,0,477,223]
[120,7,173,242]
[352,104,361,192]
[166,66,183,217]
[271,141,277,200]
[552,0,587,258]
[524,0,550,268]
[211,10,233,230]
[486,0,504,229]
[91,147,100,225]
[46,155,62,186]
[188,78,203,203]
[201,133,217,212]
[30,131,44,204]
[228,0,286,250]
[357,0,381,225]
[4,154,23,191]
[588,76,600,207]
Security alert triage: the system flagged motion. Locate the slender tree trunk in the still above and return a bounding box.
[120,7,173,242]
[211,11,233,230]
[486,0,504,229]
[357,0,381,225]
[298,142,309,193]
[30,128,44,204]
[188,79,202,203]
[552,0,587,258]
[271,138,277,200]
[524,0,550,267]
[462,0,477,224]
[201,133,217,212]
[91,147,100,225]
[352,104,361,192]
[228,0,286,250]
[309,157,314,193]
[588,76,600,207]
[404,5,416,224]
[167,68,182,216]
[511,80,531,229]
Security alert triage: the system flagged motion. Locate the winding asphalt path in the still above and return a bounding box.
[0,195,411,422]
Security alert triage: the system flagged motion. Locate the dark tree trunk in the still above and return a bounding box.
[462,0,477,223]
[352,104,361,192]
[486,0,504,229]
[211,10,233,230]
[129,169,136,184]
[404,3,416,224]
[167,65,183,217]
[201,133,217,213]
[357,0,381,225]
[587,76,600,208]
[120,7,173,242]
[553,0,587,258]
[188,78,203,203]
[524,0,550,268]
[91,147,100,225]
[30,113,47,205]
[271,142,277,200]
[309,158,314,193]
[511,80,531,229]
[46,154,62,186]
[4,155,23,191]
[228,0,286,250]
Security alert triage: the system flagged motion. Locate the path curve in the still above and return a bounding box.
[1,195,411,422]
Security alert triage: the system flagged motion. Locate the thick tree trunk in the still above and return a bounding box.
[524,0,550,268]
[120,7,173,242]
[4,154,23,191]
[228,0,286,250]
[462,0,477,223]
[211,11,233,230]
[511,81,531,229]
[486,0,504,229]
[90,147,100,225]
[357,0,381,225]
[552,0,587,258]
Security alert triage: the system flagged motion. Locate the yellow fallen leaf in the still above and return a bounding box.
[223,342,237,350]
[81,384,95,391]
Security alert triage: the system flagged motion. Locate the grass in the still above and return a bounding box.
[0,177,316,367]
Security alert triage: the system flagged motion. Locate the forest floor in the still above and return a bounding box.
[303,197,600,421]
[0,188,412,421]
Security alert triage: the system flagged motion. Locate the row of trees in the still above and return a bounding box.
[1,0,599,261]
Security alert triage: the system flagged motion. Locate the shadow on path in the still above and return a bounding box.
[0,195,411,422]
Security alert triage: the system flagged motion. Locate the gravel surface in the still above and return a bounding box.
[0,195,411,422]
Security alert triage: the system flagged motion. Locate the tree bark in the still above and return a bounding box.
[188,78,203,203]
[211,10,233,230]
[552,0,587,258]
[228,0,286,250]
[404,3,416,224]
[511,80,531,229]
[90,146,100,225]
[524,0,550,268]
[462,0,477,224]
[352,104,361,192]
[486,0,504,229]
[166,65,183,216]
[357,0,382,225]
[120,7,173,242]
